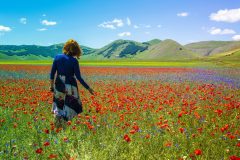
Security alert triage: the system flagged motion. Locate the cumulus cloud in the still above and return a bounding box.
[98,18,124,29]
[133,25,139,29]
[209,27,236,35]
[20,18,27,24]
[126,17,131,26]
[41,20,57,26]
[210,8,240,23]
[157,25,162,28]
[118,32,131,37]
[0,25,11,32]
[177,12,189,17]
[232,35,240,41]
[37,28,47,31]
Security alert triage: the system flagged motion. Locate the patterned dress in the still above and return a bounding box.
[50,54,90,121]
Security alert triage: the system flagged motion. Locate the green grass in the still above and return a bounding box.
[0,59,240,68]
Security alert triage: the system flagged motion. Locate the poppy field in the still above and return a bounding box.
[0,64,239,160]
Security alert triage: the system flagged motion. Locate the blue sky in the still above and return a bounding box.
[0,0,240,48]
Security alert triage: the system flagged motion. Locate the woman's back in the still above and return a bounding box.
[53,54,76,77]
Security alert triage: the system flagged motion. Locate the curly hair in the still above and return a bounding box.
[63,39,82,59]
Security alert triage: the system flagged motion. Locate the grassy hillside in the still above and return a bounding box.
[93,39,148,59]
[0,52,51,60]
[0,44,96,58]
[185,41,240,56]
[209,48,240,61]
[136,39,198,60]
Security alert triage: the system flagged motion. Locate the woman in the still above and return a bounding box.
[49,39,94,128]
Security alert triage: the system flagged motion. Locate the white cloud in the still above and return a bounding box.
[37,28,47,31]
[145,31,150,35]
[209,27,236,35]
[98,18,124,29]
[41,20,57,26]
[133,25,139,29]
[232,35,240,41]
[20,18,27,24]
[157,25,162,28]
[210,8,240,23]
[144,25,151,28]
[177,12,189,17]
[0,25,11,32]
[126,17,131,26]
[118,32,131,37]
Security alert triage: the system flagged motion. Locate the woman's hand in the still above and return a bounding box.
[49,86,54,92]
[50,79,54,92]
[88,88,94,95]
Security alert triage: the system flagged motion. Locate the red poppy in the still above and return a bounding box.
[44,129,49,134]
[63,137,68,142]
[130,130,136,134]
[67,121,72,126]
[145,134,151,139]
[48,154,58,159]
[194,149,202,155]
[36,148,43,154]
[230,156,240,160]
[44,141,50,146]
[237,142,240,147]
[179,128,184,133]
[124,134,131,142]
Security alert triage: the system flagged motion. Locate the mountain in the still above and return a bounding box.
[92,39,148,59]
[136,39,198,60]
[0,44,96,58]
[0,39,239,61]
[185,41,240,56]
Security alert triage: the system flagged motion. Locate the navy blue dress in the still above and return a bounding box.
[50,54,90,121]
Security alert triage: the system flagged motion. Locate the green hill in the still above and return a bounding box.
[0,44,96,58]
[143,39,161,46]
[136,39,198,60]
[185,41,240,56]
[208,48,240,61]
[0,52,52,60]
[92,39,148,59]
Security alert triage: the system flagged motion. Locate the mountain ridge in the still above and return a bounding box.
[0,39,239,61]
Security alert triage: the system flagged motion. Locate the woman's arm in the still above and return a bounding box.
[49,56,57,91]
[73,59,91,90]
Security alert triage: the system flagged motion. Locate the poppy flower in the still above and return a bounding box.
[67,121,72,126]
[48,154,58,159]
[44,141,50,146]
[194,149,202,155]
[124,134,131,142]
[130,130,136,134]
[230,155,240,160]
[44,129,49,134]
[36,148,43,154]
[179,128,184,133]
[145,134,151,139]
[237,142,240,147]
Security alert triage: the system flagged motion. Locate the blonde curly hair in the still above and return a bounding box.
[63,39,82,59]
